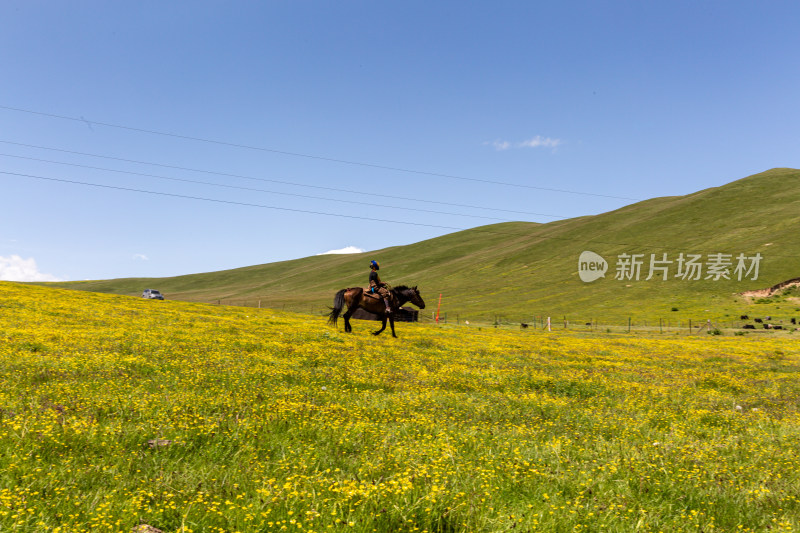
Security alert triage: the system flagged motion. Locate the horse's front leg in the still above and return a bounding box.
[389,316,397,338]
[373,317,387,336]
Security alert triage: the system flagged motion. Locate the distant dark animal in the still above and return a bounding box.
[792,318,797,325]
[773,325,784,330]
[742,324,756,329]
[740,315,749,320]
[765,316,772,320]
[520,323,529,329]
[328,285,425,338]
[763,324,772,329]
[755,318,763,323]
[585,322,592,326]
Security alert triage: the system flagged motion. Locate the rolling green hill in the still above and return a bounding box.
[51,168,800,324]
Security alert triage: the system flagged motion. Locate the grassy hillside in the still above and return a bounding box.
[3,282,800,532]
[51,168,800,323]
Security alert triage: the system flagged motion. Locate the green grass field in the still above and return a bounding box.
[47,168,800,325]
[3,282,799,532]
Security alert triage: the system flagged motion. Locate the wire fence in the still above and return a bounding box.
[196,298,797,336]
[419,314,797,335]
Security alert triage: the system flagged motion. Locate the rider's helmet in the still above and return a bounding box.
[370,260,380,270]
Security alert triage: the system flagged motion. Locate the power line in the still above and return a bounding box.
[0,104,641,201]
[0,152,519,223]
[6,169,782,257]
[2,170,470,231]
[0,139,566,219]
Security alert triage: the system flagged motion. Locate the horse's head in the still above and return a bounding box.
[407,286,425,309]
[393,285,425,309]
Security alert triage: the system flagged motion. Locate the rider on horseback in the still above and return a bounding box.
[369,260,393,314]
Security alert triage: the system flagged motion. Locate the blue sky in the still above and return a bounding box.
[1,1,798,281]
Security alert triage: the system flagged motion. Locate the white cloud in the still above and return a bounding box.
[317,246,365,255]
[519,136,562,149]
[0,255,61,282]
[487,139,512,151]
[133,254,149,261]
[486,136,562,151]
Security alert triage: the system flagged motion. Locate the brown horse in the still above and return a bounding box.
[328,285,425,337]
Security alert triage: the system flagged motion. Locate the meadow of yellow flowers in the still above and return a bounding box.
[1,281,799,532]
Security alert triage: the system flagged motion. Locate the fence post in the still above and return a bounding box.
[628,317,631,333]
[546,316,551,332]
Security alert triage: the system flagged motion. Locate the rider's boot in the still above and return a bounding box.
[383,298,391,314]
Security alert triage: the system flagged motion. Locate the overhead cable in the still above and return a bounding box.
[2,170,468,231]
[0,153,521,222]
[0,104,641,201]
[5,169,758,254]
[0,139,566,219]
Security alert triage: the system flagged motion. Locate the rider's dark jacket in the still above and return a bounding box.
[369,269,391,299]
[369,270,381,288]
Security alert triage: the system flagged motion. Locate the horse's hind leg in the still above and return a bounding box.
[343,307,355,333]
[373,317,387,336]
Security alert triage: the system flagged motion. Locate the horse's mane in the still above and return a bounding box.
[393,285,411,292]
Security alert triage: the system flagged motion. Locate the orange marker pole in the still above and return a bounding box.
[435,293,442,323]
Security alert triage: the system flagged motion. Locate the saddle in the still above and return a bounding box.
[362,288,397,311]
[362,288,381,300]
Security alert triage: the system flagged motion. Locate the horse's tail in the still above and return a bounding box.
[327,289,347,326]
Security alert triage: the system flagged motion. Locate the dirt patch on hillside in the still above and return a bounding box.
[740,277,800,300]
